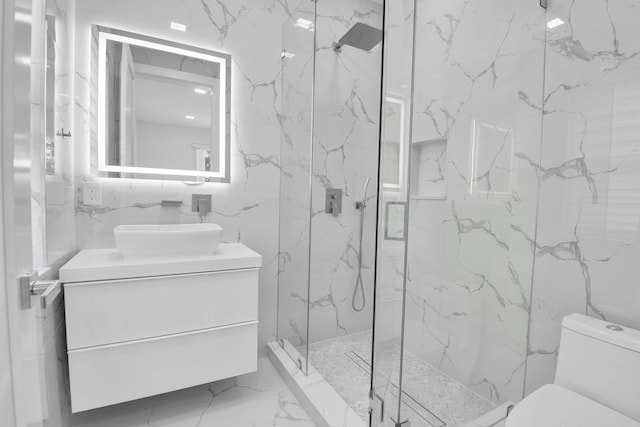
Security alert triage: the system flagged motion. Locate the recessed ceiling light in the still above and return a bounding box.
[547,18,565,29]
[185,115,195,120]
[170,21,187,32]
[295,18,314,31]
[194,88,208,94]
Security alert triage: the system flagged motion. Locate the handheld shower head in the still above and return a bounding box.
[362,177,371,203]
[353,177,371,312]
[356,177,371,211]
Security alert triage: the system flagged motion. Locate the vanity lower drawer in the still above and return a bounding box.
[65,268,258,350]
[68,320,258,413]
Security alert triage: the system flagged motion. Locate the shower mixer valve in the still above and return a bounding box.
[325,188,343,216]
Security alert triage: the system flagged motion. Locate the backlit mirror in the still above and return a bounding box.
[382,95,407,192]
[95,26,231,182]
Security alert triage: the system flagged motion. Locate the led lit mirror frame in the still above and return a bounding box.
[382,95,407,193]
[96,26,231,182]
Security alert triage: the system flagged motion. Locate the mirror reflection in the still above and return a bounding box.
[96,27,231,181]
[382,96,406,193]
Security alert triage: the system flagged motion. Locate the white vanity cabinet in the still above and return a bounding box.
[59,243,261,413]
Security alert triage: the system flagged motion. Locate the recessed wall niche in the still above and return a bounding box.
[410,138,447,200]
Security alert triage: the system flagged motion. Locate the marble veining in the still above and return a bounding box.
[56,0,640,424]
[277,0,383,364]
[390,0,546,409]
[70,358,315,427]
[525,0,640,394]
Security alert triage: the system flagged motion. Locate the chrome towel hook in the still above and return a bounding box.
[56,128,72,138]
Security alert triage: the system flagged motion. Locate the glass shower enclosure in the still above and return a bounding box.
[278,0,640,426]
[372,0,547,425]
[277,0,382,384]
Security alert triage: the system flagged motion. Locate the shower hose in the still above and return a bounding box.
[352,178,369,312]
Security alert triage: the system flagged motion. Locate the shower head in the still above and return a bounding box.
[333,23,382,53]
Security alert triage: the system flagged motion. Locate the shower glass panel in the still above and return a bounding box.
[277,0,385,420]
[526,0,640,395]
[277,0,317,374]
[370,0,417,425]
[391,0,547,425]
[306,0,383,419]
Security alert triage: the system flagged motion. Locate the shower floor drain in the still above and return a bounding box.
[345,350,446,427]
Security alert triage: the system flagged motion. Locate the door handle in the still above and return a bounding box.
[19,272,61,310]
[32,280,61,309]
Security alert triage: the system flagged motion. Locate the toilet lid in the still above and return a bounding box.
[506,384,640,427]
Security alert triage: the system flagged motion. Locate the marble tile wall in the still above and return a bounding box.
[44,0,76,267]
[277,1,316,352]
[400,0,546,407]
[525,0,640,395]
[308,0,382,344]
[394,0,640,411]
[73,0,293,351]
[31,0,76,270]
[276,0,383,352]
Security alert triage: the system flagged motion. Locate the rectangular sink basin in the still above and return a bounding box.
[114,224,223,259]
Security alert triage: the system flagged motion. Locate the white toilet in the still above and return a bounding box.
[507,313,640,427]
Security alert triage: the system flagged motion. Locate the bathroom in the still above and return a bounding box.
[1,0,639,426]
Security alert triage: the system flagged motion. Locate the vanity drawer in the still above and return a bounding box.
[68,321,258,413]
[65,268,258,350]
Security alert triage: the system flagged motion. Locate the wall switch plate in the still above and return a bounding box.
[191,194,212,213]
[83,182,102,205]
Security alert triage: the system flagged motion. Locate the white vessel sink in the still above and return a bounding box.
[114,223,223,259]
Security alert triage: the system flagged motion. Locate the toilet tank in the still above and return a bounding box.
[555,314,640,422]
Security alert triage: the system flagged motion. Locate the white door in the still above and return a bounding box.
[1,0,48,425]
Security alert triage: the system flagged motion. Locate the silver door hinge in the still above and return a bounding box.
[369,390,385,424]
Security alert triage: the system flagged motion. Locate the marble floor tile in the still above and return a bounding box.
[308,331,495,426]
[71,358,316,427]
